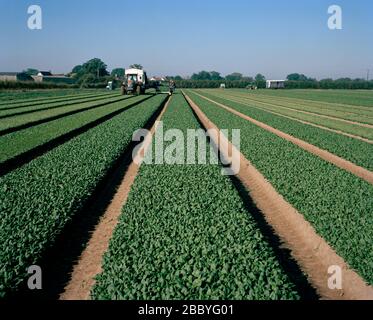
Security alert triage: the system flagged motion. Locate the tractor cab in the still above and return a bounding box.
[121,68,148,95]
[121,67,160,95]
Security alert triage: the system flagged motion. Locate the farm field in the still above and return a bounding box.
[0,88,372,300]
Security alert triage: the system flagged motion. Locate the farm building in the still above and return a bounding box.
[32,71,75,84]
[0,72,34,82]
[150,76,167,82]
[266,80,285,89]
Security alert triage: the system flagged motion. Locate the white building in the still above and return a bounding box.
[266,80,285,89]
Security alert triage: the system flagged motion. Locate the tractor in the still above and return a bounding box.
[121,68,160,95]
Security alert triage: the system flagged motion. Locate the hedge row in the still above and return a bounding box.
[0,81,79,90]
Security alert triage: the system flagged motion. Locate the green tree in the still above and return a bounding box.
[167,75,184,81]
[255,73,266,82]
[81,58,109,78]
[225,72,243,81]
[254,74,266,88]
[129,64,143,70]
[210,71,223,81]
[23,68,39,76]
[286,73,309,81]
[111,68,125,78]
[72,65,83,74]
[242,76,254,82]
[191,71,212,80]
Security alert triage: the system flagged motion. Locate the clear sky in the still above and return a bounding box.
[0,0,372,79]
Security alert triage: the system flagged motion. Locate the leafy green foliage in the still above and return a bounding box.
[22,68,39,76]
[0,94,167,297]
[196,90,373,170]
[91,94,299,300]
[0,92,118,116]
[0,89,106,104]
[0,95,146,163]
[251,89,373,106]
[223,90,373,125]
[186,90,373,286]
[0,91,113,110]
[0,95,127,132]
[206,90,373,140]
[111,68,125,78]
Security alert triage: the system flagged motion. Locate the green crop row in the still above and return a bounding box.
[185,90,373,286]
[225,90,373,117]
[0,91,115,110]
[195,90,373,171]
[0,94,167,297]
[0,92,120,117]
[203,90,373,140]
[238,89,373,107]
[222,91,373,125]
[0,95,149,164]
[0,89,107,106]
[0,95,130,133]
[91,93,300,300]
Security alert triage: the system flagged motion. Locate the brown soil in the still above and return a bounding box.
[204,92,373,144]
[227,94,373,129]
[193,92,373,185]
[222,90,373,115]
[183,91,373,300]
[59,97,172,300]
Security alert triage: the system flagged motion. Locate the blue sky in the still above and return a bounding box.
[0,0,372,79]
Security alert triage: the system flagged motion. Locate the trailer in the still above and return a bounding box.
[266,80,285,89]
[121,68,159,95]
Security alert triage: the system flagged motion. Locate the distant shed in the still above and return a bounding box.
[0,72,34,82]
[32,72,75,84]
[266,80,285,89]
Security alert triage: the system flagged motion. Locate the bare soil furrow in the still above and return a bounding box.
[59,96,171,300]
[215,92,373,128]
[183,91,373,300]
[193,92,373,185]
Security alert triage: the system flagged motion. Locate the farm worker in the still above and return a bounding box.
[169,80,176,95]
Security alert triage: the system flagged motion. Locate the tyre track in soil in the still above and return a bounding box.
[59,95,172,300]
[201,91,373,144]
[218,90,373,116]
[211,91,373,129]
[183,91,373,300]
[192,91,373,185]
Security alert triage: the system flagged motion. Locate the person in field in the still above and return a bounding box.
[169,80,176,95]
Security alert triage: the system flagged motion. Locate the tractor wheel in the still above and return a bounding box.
[136,85,141,96]
[121,86,126,95]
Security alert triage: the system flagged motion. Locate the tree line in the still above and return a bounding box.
[169,71,373,89]
[6,62,373,90]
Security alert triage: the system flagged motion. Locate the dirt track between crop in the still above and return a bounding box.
[60,96,171,300]
[213,92,373,129]
[219,91,373,115]
[193,91,373,185]
[202,92,373,144]
[183,91,373,300]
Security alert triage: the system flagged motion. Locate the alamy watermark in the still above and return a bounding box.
[132,121,241,176]
[328,265,342,290]
[27,5,42,30]
[328,5,342,30]
[27,265,42,290]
